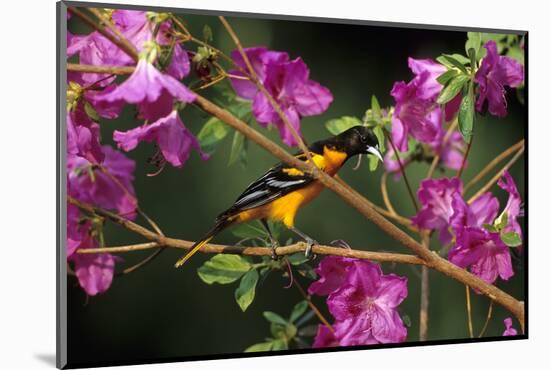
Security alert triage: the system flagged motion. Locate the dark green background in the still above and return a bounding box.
[67,8,526,366]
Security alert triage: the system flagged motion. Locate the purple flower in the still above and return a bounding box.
[326,260,408,345]
[68,146,138,219]
[450,192,500,231]
[95,59,196,121]
[229,47,289,100]
[390,58,461,152]
[229,48,333,146]
[308,256,354,296]
[69,234,119,296]
[412,177,463,244]
[497,170,523,240]
[384,129,466,179]
[502,317,518,336]
[312,325,340,348]
[448,227,513,284]
[114,110,207,168]
[67,106,104,164]
[475,41,524,117]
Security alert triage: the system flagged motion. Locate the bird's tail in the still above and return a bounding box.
[174,219,230,268]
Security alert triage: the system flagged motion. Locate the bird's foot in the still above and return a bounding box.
[304,237,318,260]
[270,240,280,261]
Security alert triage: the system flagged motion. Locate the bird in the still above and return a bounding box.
[174,125,383,268]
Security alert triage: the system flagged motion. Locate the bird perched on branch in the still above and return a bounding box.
[175,126,382,267]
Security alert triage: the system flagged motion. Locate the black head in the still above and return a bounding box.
[312,126,383,160]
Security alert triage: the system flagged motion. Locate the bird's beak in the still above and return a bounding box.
[367,145,383,162]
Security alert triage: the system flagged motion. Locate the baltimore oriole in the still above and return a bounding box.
[175,125,382,267]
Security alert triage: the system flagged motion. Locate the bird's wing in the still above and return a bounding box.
[217,152,324,220]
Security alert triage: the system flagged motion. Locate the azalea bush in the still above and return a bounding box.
[65,7,525,357]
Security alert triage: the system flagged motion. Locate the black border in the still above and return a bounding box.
[57,1,529,369]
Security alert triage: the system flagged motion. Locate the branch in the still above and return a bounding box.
[72,199,425,265]
[67,63,135,75]
[468,144,525,203]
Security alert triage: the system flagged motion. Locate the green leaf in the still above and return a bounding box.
[244,341,274,352]
[437,55,468,74]
[371,95,381,119]
[369,153,379,171]
[263,311,288,326]
[437,74,469,104]
[447,53,471,66]
[202,24,213,42]
[83,101,100,121]
[373,125,386,153]
[402,314,412,328]
[501,232,522,247]
[483,223,499,233]
[197,117,231,155]
[228,131,246,166]
[495,211,509,231]
[289,300,308,323]
[270,338,288,350]
[436,69,458,86]
[458,81,475,142]
[197,255,252,284]
[468,47,477,70]
[235,269,259,311]
[325,116,362,135]
[231,220,268,240]
[287,253,309,266]
[465,32,482,58]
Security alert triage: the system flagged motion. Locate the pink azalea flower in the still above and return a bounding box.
[448,226,513,284]
[114,110,207,168]
[69,232,119,296]
[67,106,104,164]
[312,325,340,348]
[390,58,461,152]
[229,47,289,100]
[497,170,523,241]
[450,192,500,231]
[412,177,463,244]
[68,146,138,219]
[502,317,518,336]
[475,41,524,117]
[384,129,466,179]
[95,59,196,121]
[308,256,354,296]
[229,48,333,146]
[326,260,408,345]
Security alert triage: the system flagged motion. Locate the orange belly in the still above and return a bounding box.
[233,146,347,228]
[235,181,326,227]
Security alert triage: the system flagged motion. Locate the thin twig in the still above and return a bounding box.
[463,139,525,194]
[382,128,418,212]
[381,172,399,217]
[67,63,135,75]
[478,300,494,338]
[419,234,430,341]
[468,145,525,203]
[457,136,473,179]
[466,285,474,338]
[293,279,334,333]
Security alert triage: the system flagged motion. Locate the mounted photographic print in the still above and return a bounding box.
[57,1,527,368]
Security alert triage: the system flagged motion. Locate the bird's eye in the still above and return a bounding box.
[360,135,367,142]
